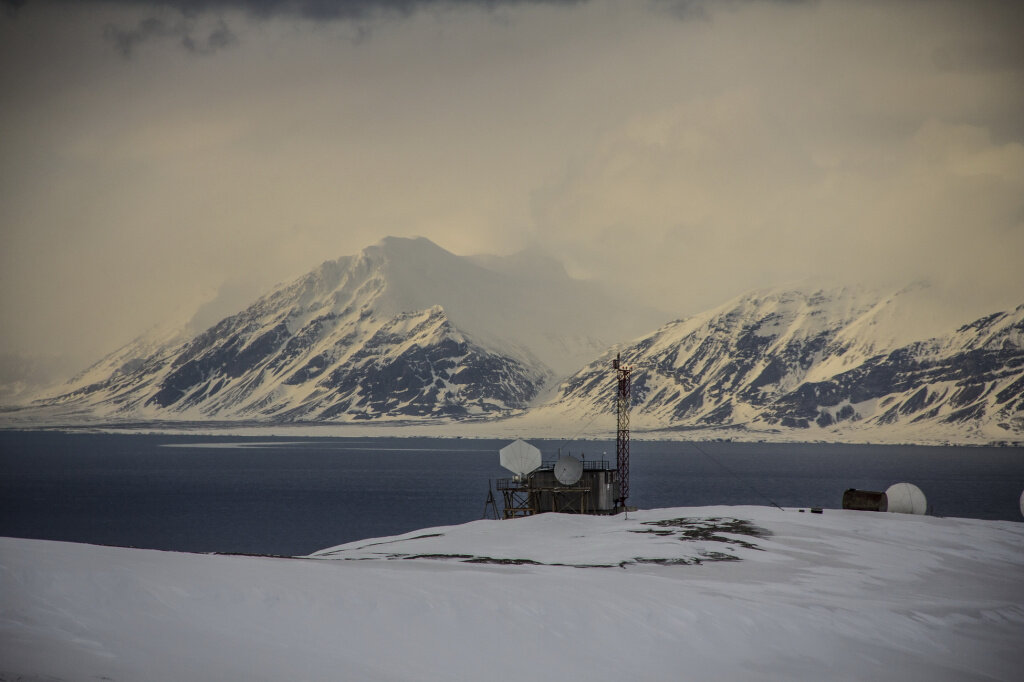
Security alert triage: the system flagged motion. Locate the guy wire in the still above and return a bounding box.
[688,441,785,512]
[557,376,619,455]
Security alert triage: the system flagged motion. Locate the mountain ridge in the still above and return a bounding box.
[29,237,663,422]
[12,240,1023,444]
[541,286,1024,443]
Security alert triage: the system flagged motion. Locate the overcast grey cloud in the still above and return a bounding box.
[1,0,1022,381]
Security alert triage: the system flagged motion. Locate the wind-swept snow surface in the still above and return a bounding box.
[3,507,1022,681]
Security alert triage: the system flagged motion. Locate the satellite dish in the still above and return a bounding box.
[885,482,927,515]
[499,439,541,477]
[554,454,583,486]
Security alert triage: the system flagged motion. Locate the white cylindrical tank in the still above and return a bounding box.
[885,482,927,515]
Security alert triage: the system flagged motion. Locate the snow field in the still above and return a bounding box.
[2,506,1023,681]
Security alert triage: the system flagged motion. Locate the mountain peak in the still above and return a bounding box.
[365,236,452,262]
[31,236,663,421]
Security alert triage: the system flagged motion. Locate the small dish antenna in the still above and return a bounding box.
[885,482,927,514]
[500,439,542,479]
[554,454,583,486]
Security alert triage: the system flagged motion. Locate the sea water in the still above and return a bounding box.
[1,430,1021,556]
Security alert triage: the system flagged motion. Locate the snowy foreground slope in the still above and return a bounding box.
[3,507,1023,682]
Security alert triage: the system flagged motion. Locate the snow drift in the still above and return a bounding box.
[2,506,1022,681]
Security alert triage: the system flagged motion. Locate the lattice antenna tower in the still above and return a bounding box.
[613,352,632,509]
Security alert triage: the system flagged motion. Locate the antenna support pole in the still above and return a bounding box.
[613,352,632,509]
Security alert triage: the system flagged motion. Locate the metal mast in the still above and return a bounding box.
[613,352,632,509]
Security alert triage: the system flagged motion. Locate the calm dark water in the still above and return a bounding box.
[1,431,1021,556]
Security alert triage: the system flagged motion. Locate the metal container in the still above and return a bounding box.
[585,469,618,513]
[842,488,888,512]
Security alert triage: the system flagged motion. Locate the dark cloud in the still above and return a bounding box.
[104,17,180,57]
[8,0,587,21]
[186,19,236,52]
[654,0,707,22]
[655,0,815,20]
[6,0,585,56]
[103,16,237,56]
[1,0,27,18]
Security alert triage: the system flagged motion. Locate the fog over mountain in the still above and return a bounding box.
[29,237,665,421]
[2,0,1021,377]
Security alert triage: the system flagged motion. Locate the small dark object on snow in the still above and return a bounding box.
[810,507,823,514]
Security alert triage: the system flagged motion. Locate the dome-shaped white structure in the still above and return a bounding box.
[885,482,927,515]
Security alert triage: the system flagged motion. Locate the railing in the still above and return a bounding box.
[495,477,528,491]
[537,459,613,471]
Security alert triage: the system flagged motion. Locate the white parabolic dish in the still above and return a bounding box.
[499,439,542,477]
[886,482,927,515]
[554,455,583,486]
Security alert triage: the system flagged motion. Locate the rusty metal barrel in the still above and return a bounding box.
[842,488,888,512]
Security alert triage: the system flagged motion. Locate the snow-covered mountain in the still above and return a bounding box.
[36,237,664,421]
[547,285,1024,443]
[22,253,1024,443]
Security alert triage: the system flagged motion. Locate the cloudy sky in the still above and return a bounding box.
[1,0,1023,375]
